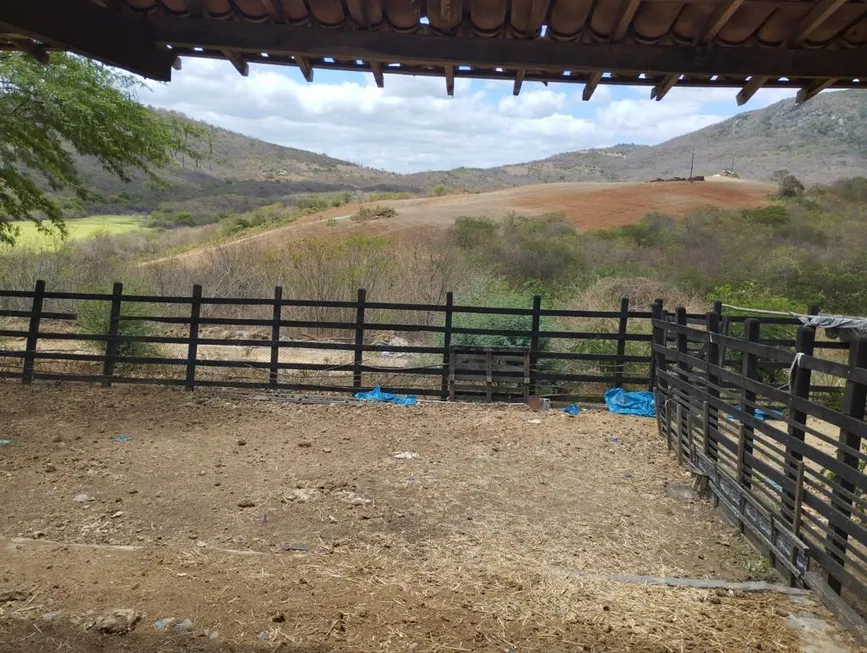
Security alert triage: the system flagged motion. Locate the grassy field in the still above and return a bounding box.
[2,215,146,248]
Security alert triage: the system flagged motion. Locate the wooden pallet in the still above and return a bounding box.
[448,346,530,402]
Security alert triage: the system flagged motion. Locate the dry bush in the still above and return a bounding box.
[571,277,709,314]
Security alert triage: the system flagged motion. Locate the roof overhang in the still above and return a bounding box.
[1,0,866,105]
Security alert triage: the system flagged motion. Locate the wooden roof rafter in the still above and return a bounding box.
[0,0,863,106]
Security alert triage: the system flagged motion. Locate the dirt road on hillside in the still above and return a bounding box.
[147,179,773,267]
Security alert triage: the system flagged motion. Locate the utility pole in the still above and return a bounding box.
[689,149,695,182]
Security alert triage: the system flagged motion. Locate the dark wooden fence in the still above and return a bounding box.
[0,282,848,402]
[1,281,662,400]
[653,308,867,621]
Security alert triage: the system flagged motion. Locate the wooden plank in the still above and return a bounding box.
[651,74,679,101]
[783,326,815,525]
[442,292,454,400]
[737,75,771,106]
[445,64,455,96]
[614,297,630,388]
[796,78,837,104]
[7,36,50,64]
[150,18,867,80]
[529,295,541,397]
[0,0,175,81]
[223,49,249,76]
[788,0,848,46]
[185,285,202,390]
[738,319,760,489]
[513,68,525,96]
[21,280,45,385]
[611,0,641,42]
[353,288,366,389]
[825,338,867,594]
[584,72,602,101]
[370,61,384,88]
[101,282,124,388]
[269,286,282,388]
[696,0,745,44]
[295,55,314,82]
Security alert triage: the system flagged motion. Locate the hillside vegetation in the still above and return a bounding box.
[3,177,866,322]
[45,91,867,224]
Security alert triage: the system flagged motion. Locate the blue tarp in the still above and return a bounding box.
[563,404,581,416]
[604,388,656,418]
[354,386,417,406]
[726,406,784,423]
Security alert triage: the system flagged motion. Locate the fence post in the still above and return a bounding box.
[270,286,282,389]
[101,282,124,388]
[782,326,815,525]
[353,288,366,389]
[528,295,541,397]
[648,299,664,391]
[614,297,629,389]
[441,291,454,400]
[712,300,723,315]
[21,279,45,384]
[738,318,761,490]
[808,304,820,316]
[674,307,689,457]
[185,284,202,390]
[825,338,867,594]
[705,311,722,463]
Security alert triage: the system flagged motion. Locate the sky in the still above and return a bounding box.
[142,58,798,174]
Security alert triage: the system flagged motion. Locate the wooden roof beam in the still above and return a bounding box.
[295,55,314,82]
[0,0,175,81]
[371,61,384,88]
[796,78,837,103]
[445,64,455,96]
[261,0,286,24]
[513,68,525,95]
[651,74,679,101]
[8,36,50,64]
[583,72,601,101]
[150,19,867,80]
[736,75,770,105]
[788,0,848,46]
[223,50,249,76]
[611,0,641,42]
[696,0,745,45]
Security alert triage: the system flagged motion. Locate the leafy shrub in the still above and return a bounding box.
[351,205,397,222]
[78,284,162,358]
[740,205,788,226]
[450,216,499,248]
[778,174,805,198]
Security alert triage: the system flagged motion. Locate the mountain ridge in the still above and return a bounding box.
[76,91,867,216]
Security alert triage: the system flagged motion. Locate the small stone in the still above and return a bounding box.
[173,618,194,634]
[128,489,138,495]
[237,499,256,508]
[88,609,141,634]
[237,439,246,446]
[207,629,221,641]
[43,611,59,621]
[33,530,46,539]
[44,463,57,473]
[111,511,124,519]
[666,484,696,501]
[74,493,91,503]
[258,631,270,641]
[0,590,28,603]
[271,613,285,623]
[322,448,332,454]
[298,441,312,448]
[153,617,175,631]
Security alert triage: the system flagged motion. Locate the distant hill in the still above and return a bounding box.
[75,91,867,216]
[414,90,867,188]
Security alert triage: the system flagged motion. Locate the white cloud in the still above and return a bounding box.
[140,58,799,173]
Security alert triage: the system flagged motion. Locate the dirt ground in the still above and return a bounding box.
[150,179,773,266]
[0,383,858,652]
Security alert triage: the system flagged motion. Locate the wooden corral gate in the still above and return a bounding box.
[448,346,530,402]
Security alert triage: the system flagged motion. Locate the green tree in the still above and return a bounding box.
[0,52,204,245]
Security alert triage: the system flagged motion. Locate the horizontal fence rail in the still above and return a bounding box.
[653,309,867,621]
